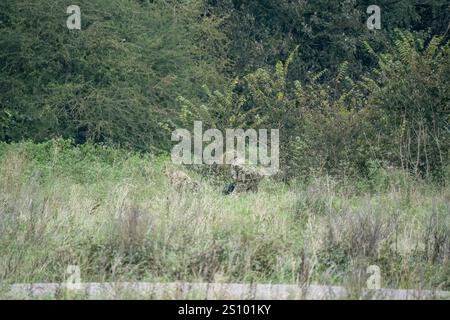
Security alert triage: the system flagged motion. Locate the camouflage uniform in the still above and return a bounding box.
[221,150,265,195]
[167,169,199,191]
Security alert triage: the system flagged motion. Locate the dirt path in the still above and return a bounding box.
[6,282,449,300]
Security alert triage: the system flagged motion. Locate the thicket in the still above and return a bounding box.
[1,0,449,180]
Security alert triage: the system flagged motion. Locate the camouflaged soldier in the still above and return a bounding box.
[222,151,264,195]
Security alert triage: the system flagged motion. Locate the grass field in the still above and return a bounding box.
[0,140,448,297]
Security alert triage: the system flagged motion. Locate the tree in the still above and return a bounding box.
[0,0,228,150]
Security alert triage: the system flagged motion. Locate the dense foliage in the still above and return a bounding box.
[1,0,449,180]
[0,0,227,150]
[0,2,449,296]
[0,141,448,291]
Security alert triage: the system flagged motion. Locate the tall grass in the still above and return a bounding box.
[0,140,448,294]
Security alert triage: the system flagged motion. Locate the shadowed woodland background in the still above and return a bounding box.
[1,0,449,181]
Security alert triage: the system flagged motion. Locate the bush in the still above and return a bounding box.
[365,31,450,179]
[0,0,228,150]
